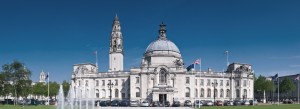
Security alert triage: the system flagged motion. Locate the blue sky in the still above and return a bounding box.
[1,0,300,83]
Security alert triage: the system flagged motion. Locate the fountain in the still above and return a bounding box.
[56,84,96,109]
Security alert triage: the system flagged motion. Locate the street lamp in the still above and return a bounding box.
[212,82,218,106]
[107,81,114,106]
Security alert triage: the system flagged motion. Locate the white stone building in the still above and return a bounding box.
[70,15,254,104]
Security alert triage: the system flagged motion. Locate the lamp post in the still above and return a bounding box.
[107,81,114,106]
[212,82,218,106]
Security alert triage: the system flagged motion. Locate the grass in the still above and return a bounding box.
[0,105,55,109]
[199,104,300,109]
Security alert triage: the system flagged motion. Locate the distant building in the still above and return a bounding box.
[70,15,254,104]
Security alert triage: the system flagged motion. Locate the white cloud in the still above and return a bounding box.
[289,65,300,68]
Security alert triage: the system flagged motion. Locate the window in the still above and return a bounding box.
[200,79,204,86]
[213,79,217,86]
[236,80,240,87]
[159,69,167,84]
[226,89,230,97]
[85,80,88,86]
[186,77,190,84]
[185,87,190,97]
[220,80,223,86]
[195,88,198,97]
[136,87,140,97]
[96,89,99,98]
[195,79,197,85]
[236,89,240,98]
[136,77,140,84]
[115,80,118,86]
[243,80,247,87]
[78,80,81,86]
[122,79,125,85]
[226,80,229,86]
[207,79,211,86]
[115,89,119,98]
[220,89,224,97]
[243,89,247,99]
[96,80,99,86]
[102,89,106,98]
[102,80,105,86]
[207,88,211,97]
[109,80,111,84]
[200,88,204,97]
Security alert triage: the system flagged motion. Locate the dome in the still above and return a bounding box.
[145,39,180,53]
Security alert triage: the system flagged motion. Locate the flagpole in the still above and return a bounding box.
[95,51,98,72]
[277,73,279,105]
[47,72,50,105]
[199,58,201,109]
[298,74,299,104]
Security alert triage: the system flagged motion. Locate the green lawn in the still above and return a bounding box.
[0,105,55,109]
[199,104,300,109]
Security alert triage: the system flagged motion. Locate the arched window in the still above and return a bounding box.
[214,89,218,98]
[96,89,99,98]
[159,69,167,84]
[185,87,190,97]
[200,88,204,97]
[226,89,230,97]
[115,89,119,98]
[220,89,224,98]
[243,89,247,99]
[102,89,106,98]
[195,88,198,98]
[236,89,240,98]
[207,88,211,98]
[136,87,140,97]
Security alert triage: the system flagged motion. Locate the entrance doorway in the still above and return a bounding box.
[159,94,167,103]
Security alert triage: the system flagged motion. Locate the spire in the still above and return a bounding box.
[158,22,167,40]
[114,14,119,21]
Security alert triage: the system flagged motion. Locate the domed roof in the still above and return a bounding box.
[145,39,180,53]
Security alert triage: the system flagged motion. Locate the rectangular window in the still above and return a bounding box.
[213,79,217,86]
[122,79,125,85]
[85,80,88,86]
[207,79,211,86]
[136,92,140,97]
[115,79,118,86]
[96,80,99,86]
[226,80,229,86]
[220,80,223,86]
[186,77,190,84]
[122,93,125,98]
[102,80,105,86]
[195,79,197,85]
[185,92,190,97]
[136,77,140,84]
[243,80,247,87]
[236,80,240,87]
[200,79,204,86]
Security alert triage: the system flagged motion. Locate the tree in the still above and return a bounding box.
[33,82,46,97]
[254,75,274,93]
[280,77,295,98]
[62,80,70,97]
[48,81,59,100]
[0,61,32,104]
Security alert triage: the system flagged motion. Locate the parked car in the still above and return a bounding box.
[184,100,192,107]
[215,100,223,106]
[283,99,294,104]
[100,100,109,106]
[161,101,170,107]
[242,100,250,105]
[194,100,203,107]
[111,100,120,106]
[140,100,150,107]
[224,100,234,106]
[120,100,130,107]
[130,100,139,107]
[204,100,213,106]
[172,101,180,107]
[233,100,242,106]
[152,101,161,107]
[249,99,257,105]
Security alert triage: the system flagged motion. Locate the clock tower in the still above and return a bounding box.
[109,15,123,72]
